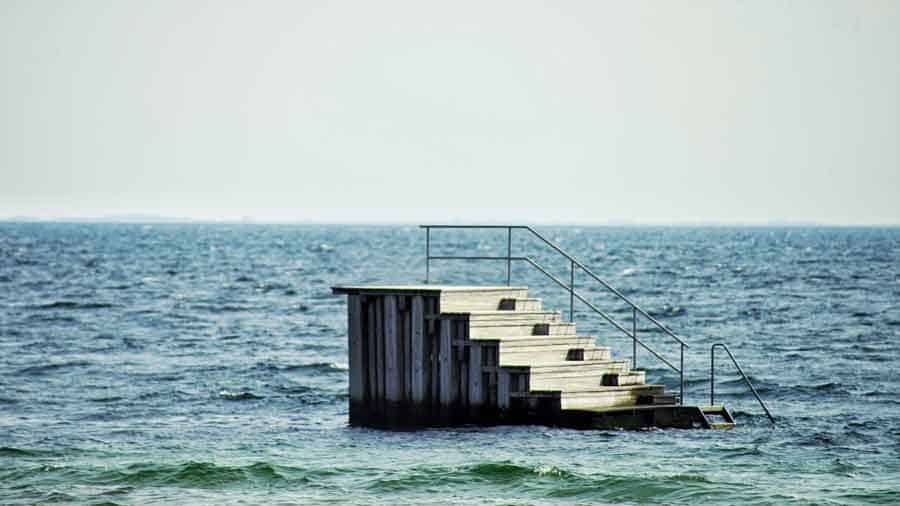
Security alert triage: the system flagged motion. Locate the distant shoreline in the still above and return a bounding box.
[1,218,898,227]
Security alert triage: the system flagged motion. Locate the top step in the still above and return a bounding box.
[333,285,529,313]
[440,287,529,312]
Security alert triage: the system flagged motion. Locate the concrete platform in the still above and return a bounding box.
[332,285,730,430]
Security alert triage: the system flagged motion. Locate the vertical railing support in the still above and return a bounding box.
[679,344,685,405]
[506,227,512,286]
[632,307,638,370]
[425,227,431,284]
[569,260,575,322]
[710,346,715,406]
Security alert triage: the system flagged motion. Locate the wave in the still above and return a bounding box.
[7,461,318,490]
[17,360,93,375]
[29,301,115,310]
[366,461,724,502]
[648,305,687,318]
[0,447,79,458]
[132,461,285,487]
[89,395,126,403]
[218,390,264,401]
[0,447,40,457]
[256,361,348,374]
[366,461,580,492]
[469,462,576,482]
[254,282,290,293]
[271,384,349,404]
[189,303,256,313]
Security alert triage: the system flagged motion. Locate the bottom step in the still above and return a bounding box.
[561,404,716,430]
[701,405,737,430]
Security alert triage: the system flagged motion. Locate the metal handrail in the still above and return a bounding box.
[710,343,775,424]
[422,225,688,404]
[422,225,688,345]
[519,256,683,375]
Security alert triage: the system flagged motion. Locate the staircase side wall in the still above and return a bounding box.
[348,293,508,427]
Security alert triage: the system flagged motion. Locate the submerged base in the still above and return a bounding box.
[350,401,722,431]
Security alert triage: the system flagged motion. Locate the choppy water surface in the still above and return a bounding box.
[1,223,898,505]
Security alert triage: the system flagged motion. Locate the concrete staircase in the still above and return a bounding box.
[444,289,672,414]
[335,284,735,429]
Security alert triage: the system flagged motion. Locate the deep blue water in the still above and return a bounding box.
[1,223,899,505]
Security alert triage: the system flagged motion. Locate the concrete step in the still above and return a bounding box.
[464,311,561,324]
[498,298,543,311]
[512,384,665,410]
[502,359,630,392]
[532,372,630,391]
[469,321,576,338]
[601,370,646,386]
[560,384,665,410]
[440,287,529,312]
[528,369,643,391]
[701,405,736,429]
[478,335,597,349]
[548,372,647,392]
[499,345,610,366]
[526,359,632,375]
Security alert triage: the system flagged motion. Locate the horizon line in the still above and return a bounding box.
[1,215,899,227]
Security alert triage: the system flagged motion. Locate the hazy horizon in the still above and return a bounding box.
[2,213,897,227]
[2,1,898,225]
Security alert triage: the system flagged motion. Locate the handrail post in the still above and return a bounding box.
[425,227,431,284]
[710,345,716,405]
[679,344,685,405]
[506,227,512,286]
[632,307,637,370]
[569,260,575,321]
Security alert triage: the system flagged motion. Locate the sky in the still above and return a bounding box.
[1,1,898,224]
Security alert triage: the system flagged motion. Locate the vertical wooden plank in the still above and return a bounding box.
[384,295,400,402]
[348,295,364,403]
[449,321,459,405]
[429,298,439,406]
[411,295,425,403]
[375,297,384,404]
[403,303,411,402]
[366,300,377,403]
[460,353,469,407]
[469,343,482,406]
[439,319,452,406]
[488,345,498,407]
[498,370,510,410]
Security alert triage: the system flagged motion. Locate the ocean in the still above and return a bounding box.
[1,223,898,505]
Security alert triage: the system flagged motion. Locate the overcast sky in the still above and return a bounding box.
[1,1,897,224]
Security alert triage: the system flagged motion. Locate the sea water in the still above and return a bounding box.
[1,223,898,504]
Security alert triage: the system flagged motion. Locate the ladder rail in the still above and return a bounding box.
[710,343,776,424]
